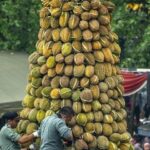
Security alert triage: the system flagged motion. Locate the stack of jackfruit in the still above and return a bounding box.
[17,0,134,149]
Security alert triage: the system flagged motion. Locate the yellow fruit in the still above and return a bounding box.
[85,65,94,77]
[50,88,60,99]
[103,123,113,136]
[103,114,113,124]
[110,133,121,143]
[59,12,69,27]
[60,27,71,42]
[22,95,35,108]
[76,113,87,126]
[36,110,45,123]
[68,14,80,29]
[83,132,94,143]
[108,142,118,150]
[85,122,95,133]
[45,110,55,117]
[73,102,82,114]
[46,56,56,68]
[82,103,92,113]
[72,125,83,138]
[102,48,114,64]
[26,123,38,134]
[20,108,31,119]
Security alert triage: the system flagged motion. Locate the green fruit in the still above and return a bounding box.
[109,133,121,143]
[31,67,41,78]
[72,90,81,101]
[92,100,101,111]
[50,100,61,112]
[21,120,30,132]
[35,86,43,97]
[28,108,38,122]
[61,99,72,108]
[31,78,42,88]
[42,86,52,97]
[39,98,50,110]
[37,56,46,65]
[97,136,109,149]
[61,43,72,56]
[60,88,72,99]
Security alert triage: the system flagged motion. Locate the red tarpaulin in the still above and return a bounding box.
[122,71,148,96]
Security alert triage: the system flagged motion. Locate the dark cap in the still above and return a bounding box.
[2,111,19,121]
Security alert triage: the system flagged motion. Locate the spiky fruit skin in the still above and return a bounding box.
[18,0,133,149]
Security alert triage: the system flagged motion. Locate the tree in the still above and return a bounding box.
[112,0,150,68]
[0,0,41,53]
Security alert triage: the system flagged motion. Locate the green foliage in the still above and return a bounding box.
[112,0,150,68]
[0,0,41,53]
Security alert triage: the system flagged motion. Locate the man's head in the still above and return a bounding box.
[144,143,150,150]
[59,107,74,122]
[2,111,20,128]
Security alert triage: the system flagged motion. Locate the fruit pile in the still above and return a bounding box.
[17,0,133,149]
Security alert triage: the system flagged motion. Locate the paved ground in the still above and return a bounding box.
[0,51,29,107]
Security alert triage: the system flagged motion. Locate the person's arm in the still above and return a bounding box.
[55,119,73,141]
[4,128,38,144]
[17,134,35,144]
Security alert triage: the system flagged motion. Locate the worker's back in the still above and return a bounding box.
[39,114,70,150]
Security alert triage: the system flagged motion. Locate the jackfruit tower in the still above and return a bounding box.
[17,0,133,149]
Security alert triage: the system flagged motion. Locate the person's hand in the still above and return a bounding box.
[63,140,72,146]
[29,144,35,150]
[32,131,39,137]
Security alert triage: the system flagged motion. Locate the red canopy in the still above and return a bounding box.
[122,71,148,96]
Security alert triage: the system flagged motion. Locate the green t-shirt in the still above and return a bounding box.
[0,124,21,150]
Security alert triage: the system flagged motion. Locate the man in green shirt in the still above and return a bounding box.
[0,112,38,150]
[38,107,76,150]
